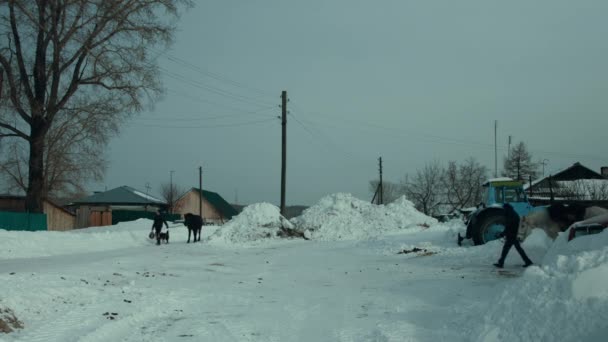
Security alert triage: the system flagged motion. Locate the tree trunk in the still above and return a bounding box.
[25,119,47,213]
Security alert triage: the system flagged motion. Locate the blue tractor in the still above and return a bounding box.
[459,178,545,245]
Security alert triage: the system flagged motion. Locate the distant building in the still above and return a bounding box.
[524,162,608,207]
[174,188,238,224]
[0,194,76,231]
[70,186,167,228]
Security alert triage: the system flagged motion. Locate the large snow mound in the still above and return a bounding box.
[291,193,437,241]
[207,203,293,245]
[473,229,608,342]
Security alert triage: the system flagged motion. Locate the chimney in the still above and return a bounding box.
[602,167,608,178]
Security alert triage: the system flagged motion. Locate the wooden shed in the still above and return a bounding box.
[174,188,238,224]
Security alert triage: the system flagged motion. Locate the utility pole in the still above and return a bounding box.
[378,157,383,205]
[508,135,512,159]
[494,120,498,178]
[198,166,203,218]
[541,159,549,177]
[280,90,287,216]
[169,170,175,213]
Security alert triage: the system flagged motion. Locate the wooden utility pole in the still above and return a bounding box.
[169,170,175,213]
[280,90,287,216]
[371,157,384,205]
[494,120,498,178]
[378,157,383,205]
[199,166,203,218]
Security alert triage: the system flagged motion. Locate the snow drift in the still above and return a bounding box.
[206,203,294,245]
[473,229,608,342]
[291,193,437,241]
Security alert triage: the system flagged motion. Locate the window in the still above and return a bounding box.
[504,187,524,202]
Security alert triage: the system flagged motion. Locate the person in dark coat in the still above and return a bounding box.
[494,203,533,268]
[151,209,169,245]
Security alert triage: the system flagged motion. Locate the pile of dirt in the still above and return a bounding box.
[0,307,23,333]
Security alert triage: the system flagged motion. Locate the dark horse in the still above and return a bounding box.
[183,213,203,243]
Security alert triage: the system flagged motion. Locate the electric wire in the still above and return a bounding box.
[289,102,606,162]
[130,117,277,129]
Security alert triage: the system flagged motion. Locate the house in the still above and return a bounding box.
[174,188,238,224]
[524,162,608,207]
[0,194,76,231]
[70,186,167,228]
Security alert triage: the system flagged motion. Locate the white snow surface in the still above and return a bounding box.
[206,202,293,245]
[291,193,437,241]
[0,193,606,341]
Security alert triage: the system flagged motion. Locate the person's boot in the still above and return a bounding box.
[493,262,504,268]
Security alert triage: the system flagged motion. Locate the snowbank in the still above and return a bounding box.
[0,219,155,259]
[473,229,608,342]
[291,193,437,241]
[206,203,293,245]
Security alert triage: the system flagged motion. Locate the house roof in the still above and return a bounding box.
[72,186,166,206]
[180,188,238,219]
[547,162,604,181]
[524,162,606,190]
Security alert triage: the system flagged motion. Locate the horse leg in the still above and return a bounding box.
[187,228,191,243]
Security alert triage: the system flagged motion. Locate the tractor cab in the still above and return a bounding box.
[482,178,534,218]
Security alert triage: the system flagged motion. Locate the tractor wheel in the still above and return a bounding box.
[472,210,505,245]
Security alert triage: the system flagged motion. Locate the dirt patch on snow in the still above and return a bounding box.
[0,307,23,333]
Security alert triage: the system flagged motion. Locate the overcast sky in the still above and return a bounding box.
[99,0,608,206]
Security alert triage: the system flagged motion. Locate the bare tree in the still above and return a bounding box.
[503,141,539,181]
[556,180,608,201]
[368,180,404,204]
[1,104,112,198]
[443,158,487,212]
[160,182,184,214]
[402,161,444,216]
[0,0,192,212]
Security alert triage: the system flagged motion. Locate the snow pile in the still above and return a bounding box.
[291,193,437,241]
[473,229,608,342]
[207,203,293,245]
[0,219,155,259]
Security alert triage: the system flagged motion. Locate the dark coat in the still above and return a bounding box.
[152,213,169,230]
[503,203,520,241]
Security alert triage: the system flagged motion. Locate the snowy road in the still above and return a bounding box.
[1,229,517,342]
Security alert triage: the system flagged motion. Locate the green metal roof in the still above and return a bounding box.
[188,188,238,220]
[73,186,166,206]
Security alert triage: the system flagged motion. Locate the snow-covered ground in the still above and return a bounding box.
[0,194,606,341]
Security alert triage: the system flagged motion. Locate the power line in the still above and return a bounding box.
[146,47,276,100]
[158,66,275,108]
[163,54,275,97]
[288,111,367,163]
[133,111,276,122]
[289,103,606,162]
[129,117,276,129]
[162,88,278,117]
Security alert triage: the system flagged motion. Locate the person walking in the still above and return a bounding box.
[494,203,533,268]
[151,209,169,246]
